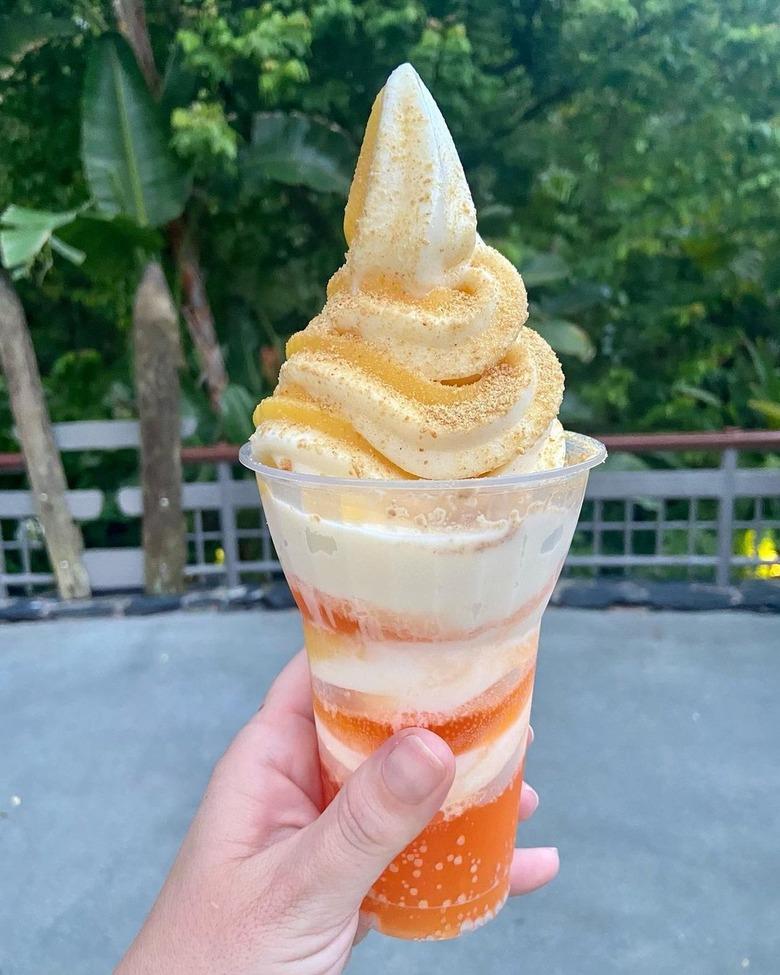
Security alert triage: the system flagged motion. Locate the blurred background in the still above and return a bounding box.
[3,0,780,424]
[4,0,780,433]
[1,0,779,598]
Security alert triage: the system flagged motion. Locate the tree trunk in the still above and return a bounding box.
[112,0,161,96]
[133,262,186,594]
[168,219,228,412]
[0,271,91,599]
[114,0,230,414]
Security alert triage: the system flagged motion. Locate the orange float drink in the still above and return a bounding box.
[240,433,605,939]
[243,58,605,940]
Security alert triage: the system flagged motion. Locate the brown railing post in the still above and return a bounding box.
[716,448,738,587]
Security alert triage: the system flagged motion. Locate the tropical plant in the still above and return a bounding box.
[1,0,778,445]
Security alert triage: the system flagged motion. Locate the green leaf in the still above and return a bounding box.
[541,282,608,317]
[1,204,83,229]
[0,14,77,77]
[57,213,162,277]
[0,226,50,268]
[674,383,722,408]
[220,383,256,442]
[520,253,570,287]
[535,318,596,362]
[45,350,110,421]
[241,112,355,194]
[478,203,513,236]
[49,235,86,265]
[159,43,199,121]
[559,390,595,425]
[81,34,190,227]
[0,204,83,269]
[749,399,780,429]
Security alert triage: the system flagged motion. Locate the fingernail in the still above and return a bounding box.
[525,784,539,811]
[382,733,448,804]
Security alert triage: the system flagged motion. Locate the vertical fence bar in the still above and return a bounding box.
[0,523,7,598]
[716,448,737,587]
[592,499,602,577]
[193,509,205,570]
[20,521,32,582]
[623,500,632,557]
[687,499,697,581]
[217,462,240,587]
[754,497,765,572]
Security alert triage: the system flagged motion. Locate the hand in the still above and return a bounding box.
[117,652,559,975]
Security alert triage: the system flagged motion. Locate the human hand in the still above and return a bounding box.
[116,652,558,975]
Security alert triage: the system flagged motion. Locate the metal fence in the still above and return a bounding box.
[569,452,780,585]
[1,425,779,596]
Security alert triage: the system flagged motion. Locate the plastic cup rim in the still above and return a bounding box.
[238,431,607,492]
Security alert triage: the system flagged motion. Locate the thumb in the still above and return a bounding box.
[293,728,455,922]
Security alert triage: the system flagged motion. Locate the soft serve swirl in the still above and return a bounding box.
[251,63,565,480]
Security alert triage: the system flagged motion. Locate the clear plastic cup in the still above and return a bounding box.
[240,432,605,940]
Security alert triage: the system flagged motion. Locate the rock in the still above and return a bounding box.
[180,590,223,611]
[227,586,265,609]
[0,598,50,622]
[643,582,739,611]
[261,577,297,611]
[123,595,184,616]
[737,580,780,612]
[553,581,617,610]
[49,598,118,620]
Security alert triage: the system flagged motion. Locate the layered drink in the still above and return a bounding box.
[241,63,605,940]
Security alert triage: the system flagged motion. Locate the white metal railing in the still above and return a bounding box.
[1,422,779,596]
[569,455,780,586]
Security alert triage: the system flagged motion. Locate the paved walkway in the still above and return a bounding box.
[1,609,778,974]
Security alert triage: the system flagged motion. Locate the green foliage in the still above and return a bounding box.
[171,101,238,172]
[0,0,778,446]
[176,6,311,91]
[744,337,780,429]
[515,251,598,362]
[82,33,189,226]
[0,12,76,77]
[520,254,570,288]
[219,383,256,443]
[0,205,84,272]
[535,320,595,363]
[0,204,164,294]
[242,112,355,194]
[55,213,162,280]
[45,349,113,421]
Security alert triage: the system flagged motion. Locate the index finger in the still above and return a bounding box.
[262,649,314,722]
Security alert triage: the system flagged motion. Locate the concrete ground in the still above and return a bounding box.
[1,608,778,975]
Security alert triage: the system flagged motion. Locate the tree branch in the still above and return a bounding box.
[168,218,228,411]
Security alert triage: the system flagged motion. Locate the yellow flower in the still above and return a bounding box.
[740,530,780,579]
